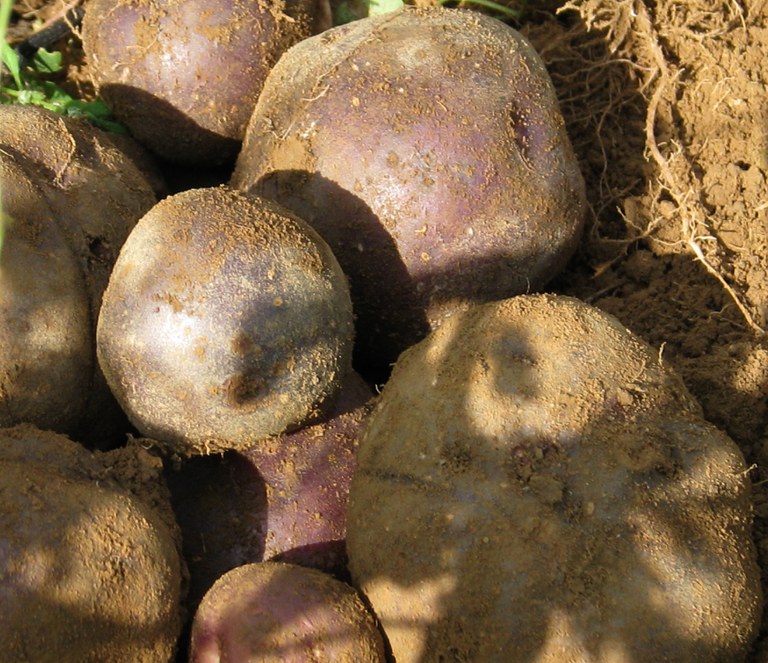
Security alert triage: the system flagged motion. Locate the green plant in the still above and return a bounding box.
[0,0,12,254]
[1,44,126,133]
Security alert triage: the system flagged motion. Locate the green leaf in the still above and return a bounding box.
[368,0,404,15]
[33,47,63,74]
[1,42,21,88]
[16,88,47,105]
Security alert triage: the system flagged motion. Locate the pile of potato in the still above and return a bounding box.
[0,4,761,662]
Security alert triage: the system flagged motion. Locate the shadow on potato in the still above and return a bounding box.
[257,170,430,379]
[95,85,241,166]
[345,295,761,663]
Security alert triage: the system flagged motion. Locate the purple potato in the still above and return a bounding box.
[97,185,355,454]
[82,0,327,165]
[166,370,373,607]
[232,6,587,372]
[189,562,386,663]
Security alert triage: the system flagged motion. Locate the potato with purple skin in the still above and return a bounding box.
[97,185,355,455]
[166,370,373,607]
[190,562,387,662]
[232,6,586,372]
[82,0,329,165]
[346,294,762,662]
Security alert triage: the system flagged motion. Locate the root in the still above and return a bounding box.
[561,0,766,336]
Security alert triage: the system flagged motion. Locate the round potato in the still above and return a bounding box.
[190,562,386,662]
[346,294,762,663]
[82,0,324,164]
[232,7,587,371]
[97,185,355,454]
[0,424,185,662]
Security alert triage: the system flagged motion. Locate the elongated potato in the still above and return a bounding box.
[0,154,92,432]
[166,370,373,607]
[346,294,762,663]
[0,105,157,446]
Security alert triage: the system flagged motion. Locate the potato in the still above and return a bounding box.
[346,294,762,662]
[0,105,156,316]
[0,424,185,662]
[0,105,157,446]
[0,155,93,432]
[82,0,326,165]
[232,7,587,372]
[97,185,355,454]
[189,562,386,662]
[166,370,373,607]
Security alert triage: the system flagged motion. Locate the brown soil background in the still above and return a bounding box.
[7,0,768,658]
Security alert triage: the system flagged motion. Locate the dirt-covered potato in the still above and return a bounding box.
[0,105,156,315]
[97,185,355,454]
[0,154,93,432]
[0,106,156,444]
[82,0,326,165]
[189,562,386,662]
[232,6,586,371]
[166,370,373,607]
[0,424,185,662]
[346,294,762,662]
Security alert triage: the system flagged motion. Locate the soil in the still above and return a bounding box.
[4,0,768,659]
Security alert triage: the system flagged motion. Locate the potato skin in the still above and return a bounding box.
[0,105,156,316]
[189,562,387,662]
[83,0,321,164]
[233,7,587,369]
[0,425,185,662]
[0,105,157,446]
[0,156,92,431]
[166,370,373,607]
[97,186,355,454]
[346,294,762,662]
